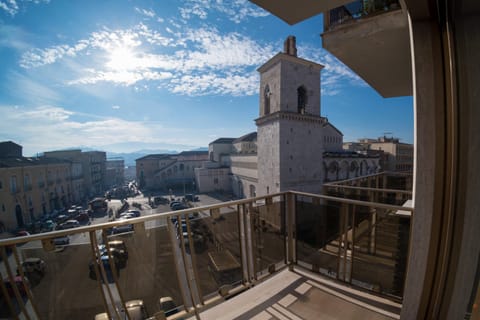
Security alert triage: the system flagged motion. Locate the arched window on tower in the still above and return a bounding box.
[264,85,271,115]
[297,86,307,114]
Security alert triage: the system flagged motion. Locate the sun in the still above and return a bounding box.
[106,46,137,71]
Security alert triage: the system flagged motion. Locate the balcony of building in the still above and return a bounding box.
[0,177,413,320]
[321,0,412,98]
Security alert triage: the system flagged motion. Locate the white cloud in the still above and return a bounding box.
[179,0,269,23]
[112,105,120,109]
[0,0,48,15]
[135,7,156,18]
[170,71,258,96]
[70,69,173,86]
[0,105,195,153]
[20,23,274,95]
[0,0,19,15]
[18,17,364,97]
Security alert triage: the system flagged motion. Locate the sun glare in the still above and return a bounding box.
[106,46,137,71]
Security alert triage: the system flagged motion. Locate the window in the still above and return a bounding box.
[24,174,30,188]
[213,178,219,185]
[10,176,17,193]
[264,85,271,115]
[297,86,307,113]
[0,180,2,189]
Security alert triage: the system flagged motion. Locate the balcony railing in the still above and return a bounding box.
[323,172,413,206]
[0,190,412,319]
[324,0,402,31]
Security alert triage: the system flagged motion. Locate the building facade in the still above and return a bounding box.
[43,149,107,199]
[344,136,414,172]
[105,158,125,188]
[136,151,208,191]
[0,141,74,231]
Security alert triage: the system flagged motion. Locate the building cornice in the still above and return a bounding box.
[255,111,328,126]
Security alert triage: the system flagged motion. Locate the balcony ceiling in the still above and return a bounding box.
[249,0,356,25]
[322,10,412,98]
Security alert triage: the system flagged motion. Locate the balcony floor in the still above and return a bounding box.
[196,268,401,320]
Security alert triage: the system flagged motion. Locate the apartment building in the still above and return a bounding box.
[344,136,413,172]
[43,149,107,199]
[105,158,125,188]
[0,141,73,231]
[136,151,208,191]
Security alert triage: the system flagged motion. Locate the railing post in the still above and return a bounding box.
[238,203,250,284]
[246,202,256,281]
[285,192,296,268]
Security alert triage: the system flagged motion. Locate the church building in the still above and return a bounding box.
[196,36,379,197]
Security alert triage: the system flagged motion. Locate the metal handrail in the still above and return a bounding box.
[0,190,414,319]
[0,191,412,246]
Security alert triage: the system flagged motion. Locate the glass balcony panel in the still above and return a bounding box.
[0,233,105,319]
[106,220,185,318]
[250,195,286,278]
[295,196,342,280]
[350,206,410,298]
[189,204,243,300]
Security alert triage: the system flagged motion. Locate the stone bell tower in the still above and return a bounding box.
[256,36,327,196]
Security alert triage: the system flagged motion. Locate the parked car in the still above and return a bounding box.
[111,221,134,235]
[126,210,141,217]
[89,255,119,284]
[171,203,188,211]
[57,219,80,230]
[41,220,56,232]
[95,299,148,320]
[15,230,30,237]
[53,235,70,245]
[2,276,29,298]
[184,194,199,202]
[73,212,89,223]
[169,201,181,209]
[176,222,188,239]
[97,245,128,269]
[119,212,135,220]
[18,258,46,275]
[153,196,169,205]
[107,240,128,259]
[55,214,68,224]
[159,296,178,317]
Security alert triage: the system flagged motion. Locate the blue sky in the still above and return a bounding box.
[0,0,413,156]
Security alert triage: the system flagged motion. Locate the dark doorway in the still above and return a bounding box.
[15,204,24,228]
